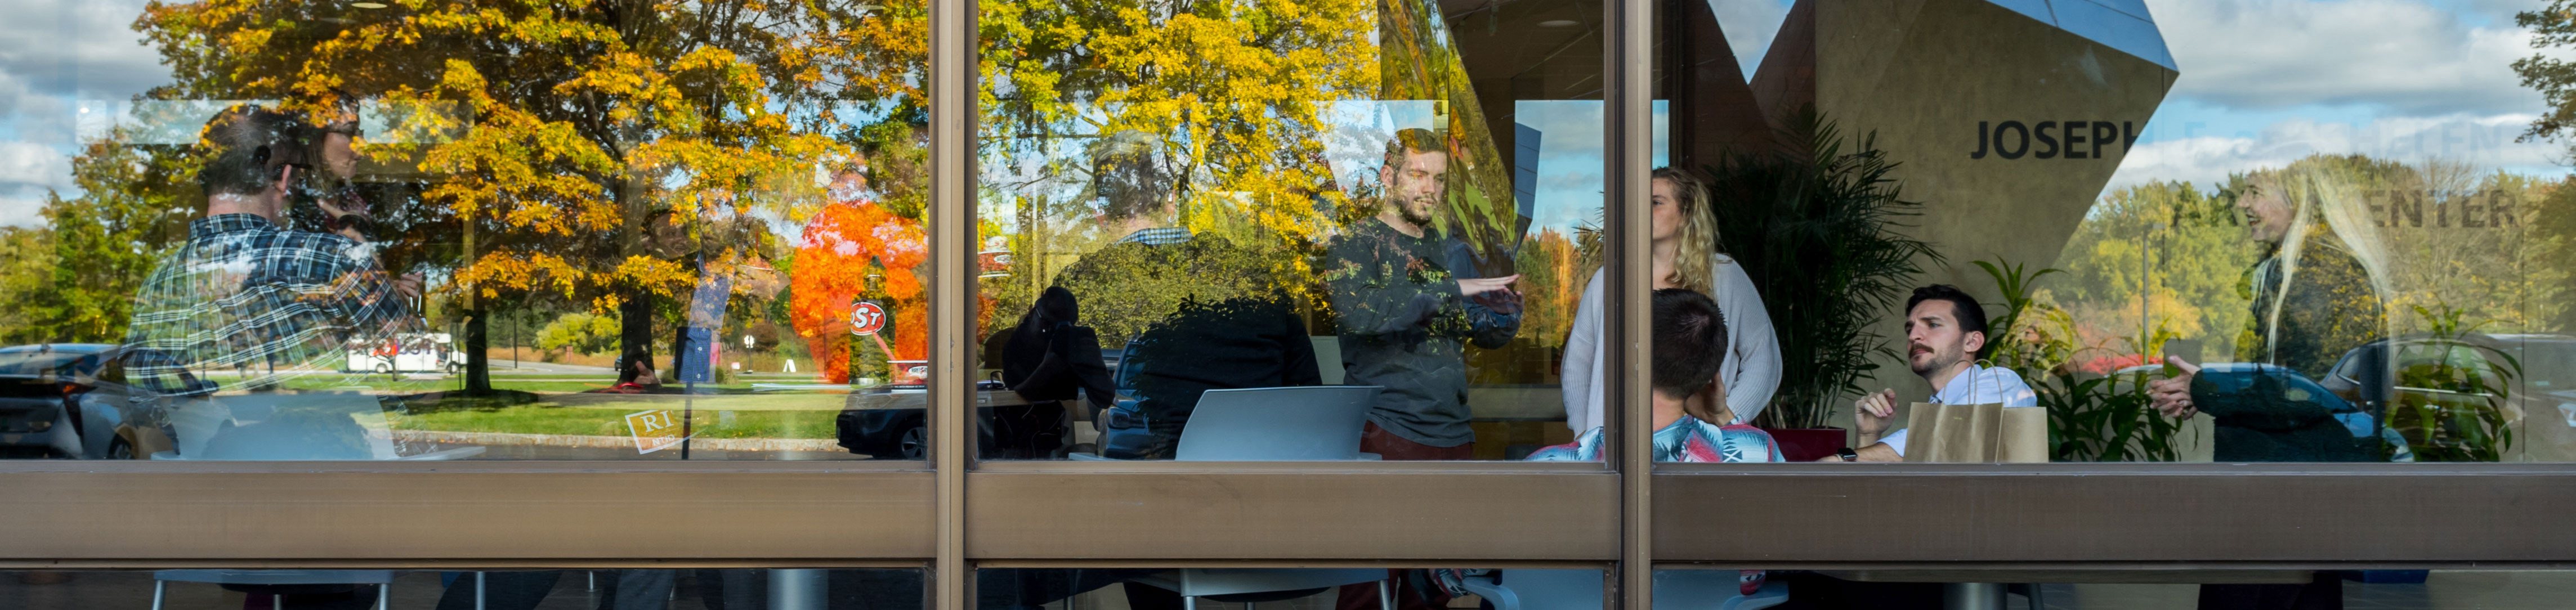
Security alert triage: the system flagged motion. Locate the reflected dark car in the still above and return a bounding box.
[2320,334,2556,461]
[1093,343,1154,459]
[0,343,116,458]
[835,379,1076,460]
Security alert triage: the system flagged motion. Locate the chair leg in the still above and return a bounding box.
[1184,595,1196,610]
[1378,579,1394,610]
[151,580,166,610]
[275,593,285,609]
[379,582,391,610]
[477,571,488,610]
[2025,583,2046,610]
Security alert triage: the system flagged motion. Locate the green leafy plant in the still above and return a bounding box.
[1711,110,1940,430]
[1975,258,2183,462]
[2389,303,2520,462]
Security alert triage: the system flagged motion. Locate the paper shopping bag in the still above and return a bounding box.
[1996,405,2049,463]
[1903,402,2046,463]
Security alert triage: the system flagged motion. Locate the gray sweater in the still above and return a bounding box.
[1322,221,1519,447]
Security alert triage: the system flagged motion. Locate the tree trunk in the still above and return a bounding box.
[464,309,492,393]
[619,292,655,384]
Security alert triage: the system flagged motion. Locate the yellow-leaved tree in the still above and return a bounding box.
[136,0,924,389]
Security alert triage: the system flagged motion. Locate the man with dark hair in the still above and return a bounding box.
[122,103,420,398]
[1651,288,1731,405]
[1323,127,1522,461]
[1833,284,2037,463]
[1322,128,1522,610]
[1524,289,1782,463]
[112,102,423,609]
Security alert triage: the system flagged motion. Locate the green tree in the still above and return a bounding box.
[2515,3,2576,159]
[0,135,197,344]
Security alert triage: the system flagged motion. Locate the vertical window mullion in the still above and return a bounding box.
[1607,1,1657,609]
[929,0,977,607]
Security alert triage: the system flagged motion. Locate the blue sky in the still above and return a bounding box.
[0,0,2566,227]
[1702,0,2569,192]
[2105,0,2570,190]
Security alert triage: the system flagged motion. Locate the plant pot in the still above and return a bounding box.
[1761,427,1848,463]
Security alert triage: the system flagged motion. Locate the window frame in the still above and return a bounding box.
[6,3,2576,610]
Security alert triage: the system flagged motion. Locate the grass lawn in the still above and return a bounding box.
[392,403,840,439]
[259,375,854,438]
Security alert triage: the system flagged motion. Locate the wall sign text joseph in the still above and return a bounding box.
[1972,120,2143,160]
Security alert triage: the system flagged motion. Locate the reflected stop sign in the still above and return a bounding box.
[849,302,887,336]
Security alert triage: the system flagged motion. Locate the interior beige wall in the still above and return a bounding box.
[1801,0,2178,418]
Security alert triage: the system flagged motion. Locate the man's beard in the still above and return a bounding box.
[1393,195,1438,227]
[1907,343,1950,376]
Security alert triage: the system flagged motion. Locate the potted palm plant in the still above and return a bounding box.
[1706,110,1939,461]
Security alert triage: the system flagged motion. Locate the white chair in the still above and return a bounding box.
[1068,385,1383,461]
[1173,386,1381,460]
[146,394,480,608]
[1129,568,1392,610]
[1117,386,1391,607]
[1452,569,1787,610]
[151,569,396,610]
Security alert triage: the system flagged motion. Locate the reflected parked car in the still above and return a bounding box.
[1094,343,1154,459]
[0,343,116,458]
[835,379,1076,460]
[2321,334,2537,461]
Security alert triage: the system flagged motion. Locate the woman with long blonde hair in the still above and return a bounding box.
[1562,167,1782,431]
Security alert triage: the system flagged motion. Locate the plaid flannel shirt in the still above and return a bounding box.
[120,214,415,397]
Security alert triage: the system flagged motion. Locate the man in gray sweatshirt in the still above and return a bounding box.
[1322,128,1521,460]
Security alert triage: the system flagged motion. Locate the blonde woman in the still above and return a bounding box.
[1562,168,1781,432]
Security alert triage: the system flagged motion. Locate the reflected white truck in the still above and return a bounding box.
[344,333,467,375]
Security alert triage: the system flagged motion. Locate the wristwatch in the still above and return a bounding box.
[1835,447,1860,462]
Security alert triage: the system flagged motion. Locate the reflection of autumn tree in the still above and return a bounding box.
[790,199,927,384]
[980,0,1376,304]
[1511,228,1585,350]
[136,0,913,385]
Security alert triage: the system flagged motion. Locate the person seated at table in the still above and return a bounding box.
[1828,284,2037,463]
[1527,288,1782,463]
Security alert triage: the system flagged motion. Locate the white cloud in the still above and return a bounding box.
[2107,112,2563,189]
[0,194,44,227]
[0,0,170,100]
[0,140,69,226]
[0,0,167,227]
[0,141,70,191]
[2147,0,2555,114]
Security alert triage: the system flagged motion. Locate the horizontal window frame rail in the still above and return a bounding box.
[1,460,937,562]
[965,463,1622,561]
[9,461,2575,564]
[1654,463,2576,563]
[0,560,934,570]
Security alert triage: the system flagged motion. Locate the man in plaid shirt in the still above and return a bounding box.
[120,104,419,398]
